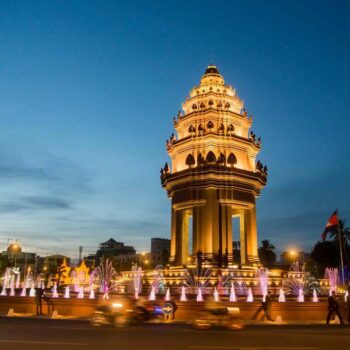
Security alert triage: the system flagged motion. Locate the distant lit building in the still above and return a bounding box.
[151,238,170,266]
[96,238,135,263]
[1,241,36,271]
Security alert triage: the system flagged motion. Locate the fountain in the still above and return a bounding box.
[29,283,36,297]
[278,288,286,302]
[20,287,26,297]
[9,278,15,296]
[149,286,156,301]
[15,273,20,289]
[93,259,118,295]
[297,288,304,302]
[1,268,10,296]
[180,286,187,301]
[213,287,219,302]
[344,289,348,302]
[131,264,142,300]
[150,266,164,294]
[325,267,338,294]
[246,287,253,302]
[258,268,268,301]
[64,286,70,298]
[196,287,204,302]
[229,283,236,302]
[165,288,170,301]
[78,286,84,299]
[89,287,95,299]
[185,267,211,298]
[52,283,59,298]
[312,288,318,302]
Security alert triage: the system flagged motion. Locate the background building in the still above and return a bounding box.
[150,238,170,266]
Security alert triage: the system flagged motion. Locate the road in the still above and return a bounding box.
[0,318,349,350]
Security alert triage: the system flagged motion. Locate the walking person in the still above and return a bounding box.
[252,290,274,322]
[326,291,343,324]
[35,287,44,315]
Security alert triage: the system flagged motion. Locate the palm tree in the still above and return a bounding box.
[258,240,276,267]
[328,220,350,245]
[328,219,350,265]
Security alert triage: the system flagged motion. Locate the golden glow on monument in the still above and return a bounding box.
[161,65,267,267]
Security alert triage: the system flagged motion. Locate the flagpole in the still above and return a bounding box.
[338,219,345,285]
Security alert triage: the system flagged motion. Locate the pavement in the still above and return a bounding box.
[0,317,349,350]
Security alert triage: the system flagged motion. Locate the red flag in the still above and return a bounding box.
[322,210,339,241]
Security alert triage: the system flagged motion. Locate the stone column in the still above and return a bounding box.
[240,210,247,265]
[246,206,259,263]
[170,206,177,264]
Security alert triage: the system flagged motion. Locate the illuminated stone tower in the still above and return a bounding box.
[161,65,267,267]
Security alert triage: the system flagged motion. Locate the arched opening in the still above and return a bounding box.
[227,153,237,167]
[200,102,205,109]
[218,123,225,134]
[188,125,196,134]
[225,102,230,109]
[192,104,197,110]
[217,152,225,165]
[206,151,216,164]
[208,100,214,107]
[197,153,205,165]
[227,124,235,135]
[185,154,195,168]
[198,124,204,135]
[207,121,214,130]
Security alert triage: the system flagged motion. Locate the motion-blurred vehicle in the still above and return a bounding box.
[193,304,244,331]
[90,296,163,327]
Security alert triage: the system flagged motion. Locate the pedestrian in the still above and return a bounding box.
[35,287,44,315]
[346,287,350,323]
[168,300,178,319]
[252,290,274,322]
[326,291,343,324]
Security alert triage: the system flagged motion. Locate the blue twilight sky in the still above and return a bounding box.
[0,0,349,258]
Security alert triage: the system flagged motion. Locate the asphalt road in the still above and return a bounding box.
[0,318,349,350]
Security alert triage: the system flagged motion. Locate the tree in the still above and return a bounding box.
[310,241,339,277]
[328,219,350,245]
[328,219,350,265]
[0,255,9,274]
[258,240,276,268]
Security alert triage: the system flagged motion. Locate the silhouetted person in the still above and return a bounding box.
[326,291,343,324]
[168,300,178,320]
[35,287,44,315]
[346,287,350,323]
[253,291,274,321]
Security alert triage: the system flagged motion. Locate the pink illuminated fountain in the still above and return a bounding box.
[229,283,236,302]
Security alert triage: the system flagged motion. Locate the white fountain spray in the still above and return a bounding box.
[297,288,304,302]
[52,283,59,298]
[149,286,156,301]
[29,283,36,297]
[165,288,171,301]
[180,286,187,301]
[78,286,84,299]
[196,287,204,302]
[213,287,219,302]
[64,286,70,298]
[344,289,348,302]
[20,286,26,297]
[278,288,286,302]
[0,269,9,296]
[312,288,318,302]
[15,273,20,289]
[10,277,15,296]
[89,287,95,299]
[246,287,253,302]
[229,283,236,302]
